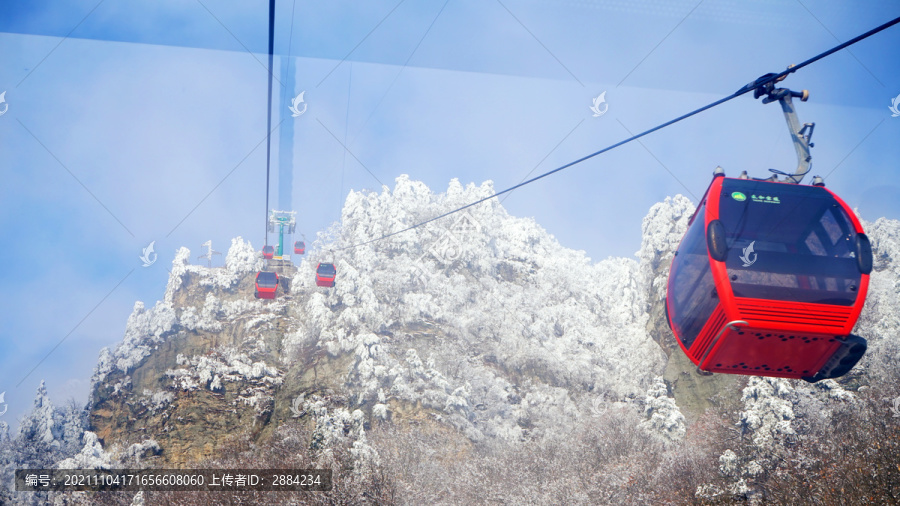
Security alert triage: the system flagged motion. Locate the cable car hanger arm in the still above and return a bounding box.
[732,15,900,184]
[755,79,815,185]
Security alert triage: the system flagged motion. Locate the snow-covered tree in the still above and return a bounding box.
[56,431,111,470]
[14,382,84,468]
[640,376,686,442]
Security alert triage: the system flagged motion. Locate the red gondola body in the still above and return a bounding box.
[294,241,305,255]
[665,176,871,382]
[255,271,279,299]
[316,262,336,288]
[262,245,275,260]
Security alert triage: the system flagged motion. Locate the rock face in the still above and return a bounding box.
[85,176,900,468]
[89,240,296,466]
[637,195,744,420]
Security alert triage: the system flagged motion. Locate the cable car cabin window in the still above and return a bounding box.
[669,201,718,349]
[256,272,278,288]
[718,179,861,306]
[317,264,336,276]
[804,232,826,256]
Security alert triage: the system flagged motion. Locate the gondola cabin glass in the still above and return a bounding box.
[667,198,717,351]
[718,180,862,306]
[315,262,336,288]
[665,177,871,382]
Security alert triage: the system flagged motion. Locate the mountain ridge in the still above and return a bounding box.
[3,175,899,504]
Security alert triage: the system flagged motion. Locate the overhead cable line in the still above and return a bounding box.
[328,14,900,253]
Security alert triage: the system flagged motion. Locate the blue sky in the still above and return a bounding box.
[1,0,898,428]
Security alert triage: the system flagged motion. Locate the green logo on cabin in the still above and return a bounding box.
[752,194,780,204]
[731,192,746,202]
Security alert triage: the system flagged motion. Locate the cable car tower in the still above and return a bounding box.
[267,210,297,265]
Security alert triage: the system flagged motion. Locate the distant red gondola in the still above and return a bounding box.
[262,245,275,260]
[665,175,871,382]
[294,241,305,255]
[255,271,279,299]
[315,262,336,288]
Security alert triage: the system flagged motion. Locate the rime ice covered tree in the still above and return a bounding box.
[0,382,86,504]
[56,431,111,470]
[640,376,686,442]
[11,383,84,466]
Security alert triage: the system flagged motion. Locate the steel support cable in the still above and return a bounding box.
[326,14,900,254]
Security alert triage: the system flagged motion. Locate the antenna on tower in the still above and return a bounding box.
[198,240,222,268]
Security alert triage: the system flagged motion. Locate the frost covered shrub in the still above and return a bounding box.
[751,383,900,505]
[365,407,722,505]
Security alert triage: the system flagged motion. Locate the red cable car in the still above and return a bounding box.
[294,241,305,255]
[665,174,871,382]
[255,271,279,299]
[262,245,275,260]
[315,262,336,288]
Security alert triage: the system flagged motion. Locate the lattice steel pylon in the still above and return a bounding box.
[197,240,222,267]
